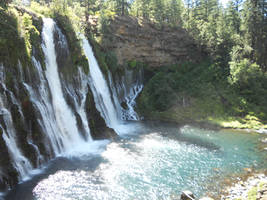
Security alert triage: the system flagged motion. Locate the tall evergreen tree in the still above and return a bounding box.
[242,0,267,70]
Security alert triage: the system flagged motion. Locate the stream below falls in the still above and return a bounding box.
[5,121,266,200]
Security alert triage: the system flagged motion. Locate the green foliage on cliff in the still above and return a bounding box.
[139,61,223,113]
[0,7,41,68]
[0,8,25,67]
[21,13,40,57]
[55,13,89,75]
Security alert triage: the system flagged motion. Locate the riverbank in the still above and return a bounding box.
[140,109,267,134]
[221,172,267,200]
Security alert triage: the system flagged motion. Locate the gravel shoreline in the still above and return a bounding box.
[221,173,267,200]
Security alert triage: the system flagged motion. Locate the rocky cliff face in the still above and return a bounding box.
[90,16,204,67]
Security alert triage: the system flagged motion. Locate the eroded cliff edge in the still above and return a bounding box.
[89,15,205,67]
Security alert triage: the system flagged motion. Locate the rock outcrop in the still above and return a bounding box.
[89,16,205,67]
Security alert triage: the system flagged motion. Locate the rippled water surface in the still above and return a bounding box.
[6,122,266,200]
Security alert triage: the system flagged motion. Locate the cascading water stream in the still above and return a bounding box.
[123,84,143,120]
[107,72,143,121]
[82,37,144,135]
[63,68,92,141]
[41,18,86,150]
[0,64,32,181]
[82,38,121,130]
[0,109,33,181]
[23,57,63,155]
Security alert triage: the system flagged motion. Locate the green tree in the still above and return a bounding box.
[0,0,11,9]
[226,0,241,33]
[150,0,165,23]
[165,0,183,25]
[242,0,267,70]
[130,0,151,19]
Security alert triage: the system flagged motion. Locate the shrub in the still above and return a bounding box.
[229,58,263,86]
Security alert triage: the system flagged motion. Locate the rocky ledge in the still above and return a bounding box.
[89,16,205,67]
[222,173,267,200]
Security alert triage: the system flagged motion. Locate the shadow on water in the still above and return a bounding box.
[138,121,220,151]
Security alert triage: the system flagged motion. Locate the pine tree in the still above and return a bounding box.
[165,0,183,25]
[0,0,12,9]
[242,0,267,70]
[226,0,241,33]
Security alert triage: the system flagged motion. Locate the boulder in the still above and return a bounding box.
[180,190,195,200]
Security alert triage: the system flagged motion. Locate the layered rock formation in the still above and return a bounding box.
[90,16,204,67]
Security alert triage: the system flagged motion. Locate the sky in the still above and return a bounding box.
[221,0,230,7]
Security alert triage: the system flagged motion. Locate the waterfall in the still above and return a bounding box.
[41,18,86,150]
[122,84,143,120]
[82,37,143,135]
[0,109,33,181]
[23,57,63,155]
[107,71,143,121]
[0,16,143,190]
[65,68,92,141]
[82,38,120,130]
[0,66,32,181]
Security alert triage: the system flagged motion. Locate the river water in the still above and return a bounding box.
[5,121,266,200]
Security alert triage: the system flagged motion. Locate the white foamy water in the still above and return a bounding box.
[82,37,125,134]
[42,18,86,150]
